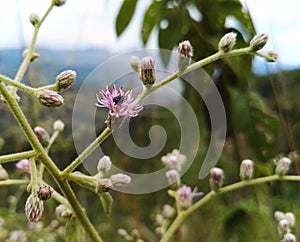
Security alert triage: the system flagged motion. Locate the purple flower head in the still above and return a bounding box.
[96,85,143,118]
[178,185,203,209]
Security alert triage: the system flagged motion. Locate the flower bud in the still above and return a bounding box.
[97,178,113,193]
[177,40,193,72]
[55,70,76,92]
[274,211,285,221]
[130,56,141,73]
[161,149,187,171]
[210,167,224,191]
[110,173,131,187]
[155,227,164,238]
[53,120,64,132]
[218,32,237,52]
[37,90,64,108]
[283,233,296,242]
[166,169,180,189]
[162,204,175,219]
[239,159,254,181]
[0,165,8,180]
[155,214,164,225]
[29,13,40,27]
[55,204,72,218]
[266,50,279,62]
[285,212,295,227]
[275,157,291,176]
[16,159,30,174]
[25,194,44,222]
[278,219,290,236]
[37,184,53,201]
[140,57,156,85]
[250,33,269,51]
[54,0,66,6]
[22,49,40,62]
[34,126,50,147]
[97,156,112,175]
[178,185,192,209]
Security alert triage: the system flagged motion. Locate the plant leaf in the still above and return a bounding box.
[115,0,138,37]
[66,217,86,242]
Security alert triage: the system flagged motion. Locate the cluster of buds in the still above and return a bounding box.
[210,167,224,191]
[274,211,296,242]
[95,156,131,193]
[162,149,187,189]
[275,157,292,176]
[118,228,143,242]
[154,204,176,238]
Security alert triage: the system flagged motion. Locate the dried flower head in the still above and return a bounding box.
[37,90,64,108]
[25,194,44,222]
[96,84,143,119]
[161,149,187,171]
[210,167,224,191]
[140,57,156,85]
[218,32,237,52]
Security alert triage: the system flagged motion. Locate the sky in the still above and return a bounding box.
[0,0,300,72]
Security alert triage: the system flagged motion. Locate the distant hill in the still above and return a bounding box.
[0,48,112,85]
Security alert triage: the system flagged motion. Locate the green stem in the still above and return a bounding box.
[36,84,57,92]
[160,175,300,242]
[67,173,97,192]
[29,157,38,193]
[0,150,37,164]
[0,74,36,95]
[0,179,28,186]
[0,82,103,242]
[61,127,112,176]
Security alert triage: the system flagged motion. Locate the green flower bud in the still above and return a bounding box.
[55,70,76,92]
[37,90,64,108]
[250,33,269,51]
[25,194,44,222]
[218,32,237,52]
[29,13,40,27]
[54,0,66,6]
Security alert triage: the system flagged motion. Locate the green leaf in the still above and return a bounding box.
[66,217,86,242]
[141,1,164,44]
[115,0,138,37]
[99,192,113,216]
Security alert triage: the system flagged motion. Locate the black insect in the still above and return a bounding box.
[113,95,125,104]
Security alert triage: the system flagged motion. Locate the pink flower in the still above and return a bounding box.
[16,159,30,174]
[96,85,143,118]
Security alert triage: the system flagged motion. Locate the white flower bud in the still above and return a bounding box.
[250,33,269,51]
[55,70,76,92]
[37,90,64,108]
[275,157,291,176]
[0,164,8,180]
[177,40,193,72]
[285,212,295,227]
[210,167,224,191]
[29,13,40,27]
[239,159,254,180]
[278,219,290,236]
[34,126,50,147]
[55,204,72,218]
[266,50,279,62]
[97,156,112,175]
[53,120,65,132]
[130,56,141,73]
[25,194,44,222]
[283,233,296,242]
[110,173,131,187]
[140,57,156,85]
[162,204,175,219]
[166,169,180,189]
[218,32,237,52]
[274,211,285,221]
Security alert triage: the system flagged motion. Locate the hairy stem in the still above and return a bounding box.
[0,150,37,164]
[160,175,300,242]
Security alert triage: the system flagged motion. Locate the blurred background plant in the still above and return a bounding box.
[0,0,299,241]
